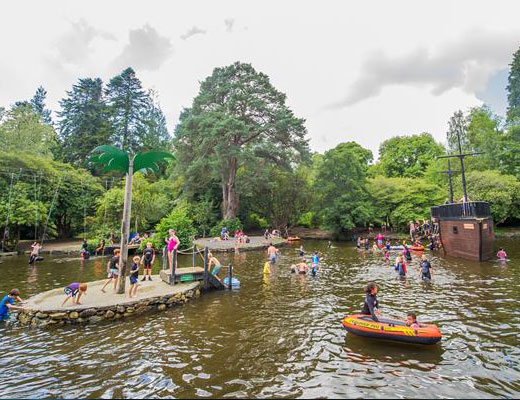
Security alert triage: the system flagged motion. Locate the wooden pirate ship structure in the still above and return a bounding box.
[430,135,495,262]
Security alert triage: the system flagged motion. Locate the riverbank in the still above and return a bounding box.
[193,236,286,252]
[17,276,201,327]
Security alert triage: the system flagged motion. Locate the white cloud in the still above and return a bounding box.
[114,24,173,71]
[180,26,207,40]
[224,18,235,32]
[328,29,519,109]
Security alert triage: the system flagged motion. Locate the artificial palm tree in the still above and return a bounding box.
[89,145,174,294]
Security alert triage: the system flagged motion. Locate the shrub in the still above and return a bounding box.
[244,213,269,230]
[151,204,197,251]
[296,212,314,228]
[210,218,243,237]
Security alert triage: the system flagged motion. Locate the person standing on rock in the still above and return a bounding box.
[165,229,180,271]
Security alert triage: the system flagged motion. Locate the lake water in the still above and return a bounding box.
[0,240,519,398]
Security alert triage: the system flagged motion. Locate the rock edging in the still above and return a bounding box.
[17,285,202,328]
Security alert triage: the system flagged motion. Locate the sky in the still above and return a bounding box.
[1,0,519,157]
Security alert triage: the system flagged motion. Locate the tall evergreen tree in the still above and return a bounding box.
[57,78,113,166]
[138,89,170,150]
[105,67,148,153]
[30,86,53,125]
[506,47,520,125]
[447,110,470,153]
[174,62,309,220]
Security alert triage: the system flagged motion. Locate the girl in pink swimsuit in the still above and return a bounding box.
[166,229,180,270]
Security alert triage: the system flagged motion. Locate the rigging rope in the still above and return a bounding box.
[41,174,65,246]
[2,172,16,251]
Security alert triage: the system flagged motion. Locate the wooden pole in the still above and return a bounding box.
[162,246,167,270]
[228,263,233,291]
[203,247,209,290]
[116,157,133,294]
[192,245,196,269]
[172,249,177,284]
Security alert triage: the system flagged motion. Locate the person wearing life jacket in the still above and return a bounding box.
[360,282,380,322]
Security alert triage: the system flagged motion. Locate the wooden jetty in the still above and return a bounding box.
[159,246,233,291]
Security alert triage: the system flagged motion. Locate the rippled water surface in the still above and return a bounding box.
[0,239,519,398]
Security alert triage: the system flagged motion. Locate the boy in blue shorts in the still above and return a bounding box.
[129,256,140,298]
[0,289,24,321]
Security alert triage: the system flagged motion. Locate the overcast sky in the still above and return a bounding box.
[1,0,519,156]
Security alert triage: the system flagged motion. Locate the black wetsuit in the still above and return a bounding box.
[420,260,432,280]
[361,293,379,322]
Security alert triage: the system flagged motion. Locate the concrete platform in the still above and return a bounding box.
[193,236,287,252]
[17,275,202,328]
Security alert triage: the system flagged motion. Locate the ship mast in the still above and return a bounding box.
[438,127,482,204]
[436,159,459,204]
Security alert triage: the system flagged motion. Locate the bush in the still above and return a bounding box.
[152,204,197,251]
[296,212,314,228]
[244,213,269,230]
[210,218,243,237]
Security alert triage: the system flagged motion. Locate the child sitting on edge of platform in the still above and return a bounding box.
[406,312,420,328]
[62,283,87,306]
[129,256,140,298]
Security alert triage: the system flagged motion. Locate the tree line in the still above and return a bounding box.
[2,49,520,247]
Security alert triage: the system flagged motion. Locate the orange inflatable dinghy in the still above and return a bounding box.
[342,315,442,345]
[410,245,425,251]
[287,236,301,241]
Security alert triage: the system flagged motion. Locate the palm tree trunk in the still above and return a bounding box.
[117,157,133,294]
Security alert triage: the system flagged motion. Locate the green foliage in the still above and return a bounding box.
[0,152,103,241]
[173,62,310,219]
[57,78,113,166]
[244,212,269,230]
[154,203,197,249]
[95,174,179,233]
[314,142,373,232]
[210,218,243,237]
[369,176,444,228]
[378,133,444,178]
[0,104,57,158]
[30,86,53,125]
[188,196,218,237]
[106,68,149,153]
[89,145,129,173]
[297,212,314,228]
[454,170,520,224]
[507,47,520,125]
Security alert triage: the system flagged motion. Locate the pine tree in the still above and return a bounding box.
[105,68,148,152]
[57,78,113,165]
[30,86,53,125]
[138,89,170,150]
[506,47,520,124]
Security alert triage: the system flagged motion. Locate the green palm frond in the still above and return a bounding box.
[134,151,175,174]
[89,145,129,173]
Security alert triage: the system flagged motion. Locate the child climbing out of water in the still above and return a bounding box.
[101,249,120,293]
[497,248,507,261]
[141,242,155,281]
[394,255,407,276]
[406,312,420,328]
[62,283,87,306]
[129,256,140,298]
[208,252,222,276]
[0,289,24,321]
[361,282,380,322]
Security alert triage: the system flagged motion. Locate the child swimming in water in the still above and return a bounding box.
[297,258,309,274]
[497,248,507,261]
